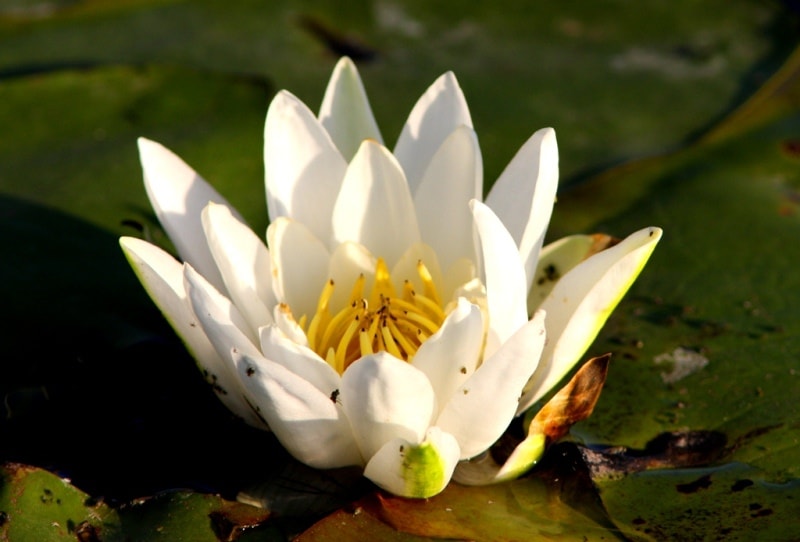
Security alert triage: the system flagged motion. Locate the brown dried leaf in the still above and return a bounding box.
[529,353,611,443]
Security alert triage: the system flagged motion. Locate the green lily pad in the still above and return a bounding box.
[0,0,794,181]
[118,490,276,542]
[0,463,122,541]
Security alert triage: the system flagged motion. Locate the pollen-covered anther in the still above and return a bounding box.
[303,257,445,373]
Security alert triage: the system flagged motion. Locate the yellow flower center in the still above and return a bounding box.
[303,258,445,374]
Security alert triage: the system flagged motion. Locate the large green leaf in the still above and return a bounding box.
[0,463,122,541]
[0,0,794,182]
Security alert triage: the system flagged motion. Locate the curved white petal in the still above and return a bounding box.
[202,202,275,335]
[413,125,482,273]
[318,56,383,161]
[184,263,260,357]
[273,303,310,348]
[470,200,528,358]
[436,310,546,459]
[234,350,363,468]
[327,241,377,314]
[485,128,559,290]
[518,227,662,413]
[120,237,265,428]
[442,257,478,306]
[259,324,341,396]
[267,217,331,323]
[527,234,595,313]
[364,427,460,498]
[340,352,435,460]
[264,90,347,243]
[138,137,238,292]
[394,72,473,193]
[412,298,483,415]
[332,140,421,267]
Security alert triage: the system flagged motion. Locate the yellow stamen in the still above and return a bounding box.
[381,326,404,358]
[349,274,366,303]
[307,279,335,351]
[369,259,396,307]
[386,317,419,357]
[417,260,442,307]
[301,257,447,373]
[359,330,374,358]
[336,319,361,372]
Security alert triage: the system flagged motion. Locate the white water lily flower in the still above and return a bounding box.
[120,57,661,498]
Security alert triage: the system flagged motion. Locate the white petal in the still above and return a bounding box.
[273,303,310,348]
[183,264,260,359]
[394,72,473,193]
[332,140,421,267]
[259,324,341,396]
[264,90,347,243]
[139,137,239,292]
[470,200,528,357]
[436,310,546,459]
[518,227,662,413]
[527,234,595,313]
[234,350,363,468]
[202,202,275,335]
[318,57,383,161]
[412,298,483,415]
[442,257,478,305]
[413,125,482,273]
[340,352,435,460]
[120,237,265,428]
[485,128,559,290]
[364,427,460,498]
[327,241,377,314]
[267,217,331,323]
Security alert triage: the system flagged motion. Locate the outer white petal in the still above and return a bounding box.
[412,298,483,415]
[332,140,421,267]
[470,200,528,358]
[518,227,662,413]
[267,217,331,323]
[527,234,596,313]
[234,350,363,468]
[318,56,383,161]
[394,72,473,193]
[364,427,460,498]
[119,237,265,428]
[202,202,275,335]
[340,352,435,461]
[264,90,347,243]
[138,137,238,292]
[259,324,340,396]
[436,310,546,459]
[413,125,482,273]
[485,128,559,290]
[183,263,260,359]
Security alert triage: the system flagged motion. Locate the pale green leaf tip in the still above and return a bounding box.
[494,432,546,483]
